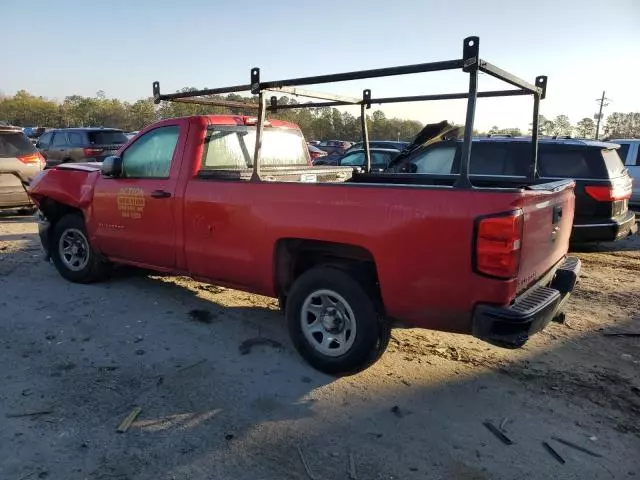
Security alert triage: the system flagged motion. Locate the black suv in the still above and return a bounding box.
[36,128,128,167]
[388,136,636,243]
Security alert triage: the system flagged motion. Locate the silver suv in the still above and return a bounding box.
[0,125,44,211]
[610,140,640,205]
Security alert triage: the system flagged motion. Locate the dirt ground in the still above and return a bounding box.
[1,213,638,480]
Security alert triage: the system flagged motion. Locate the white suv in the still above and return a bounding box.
[610,140,640,205]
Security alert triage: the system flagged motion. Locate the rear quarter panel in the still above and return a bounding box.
[183,181,569,333]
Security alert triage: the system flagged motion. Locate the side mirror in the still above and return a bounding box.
[102,156,123,177]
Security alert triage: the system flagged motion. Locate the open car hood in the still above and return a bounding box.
[403,120,464,153]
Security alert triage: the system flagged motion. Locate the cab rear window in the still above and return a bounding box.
[0,132,37,157]
[201,126,309,170]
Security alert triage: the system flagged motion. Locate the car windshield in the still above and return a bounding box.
[88,131,128,145]
[202,126,308,169]
[339,151,396,168]
[346,141,407,153]
[0,131,38,158]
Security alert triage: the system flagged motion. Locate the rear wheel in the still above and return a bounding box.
[51,214,107,283]
[286,267,390,375]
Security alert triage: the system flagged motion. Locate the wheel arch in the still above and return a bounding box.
[37,197,85,251]
[273,238,381,303]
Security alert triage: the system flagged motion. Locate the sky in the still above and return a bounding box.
[2,0,639,131]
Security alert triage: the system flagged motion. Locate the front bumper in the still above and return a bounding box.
[472,256,581,348]
[571,211,637,243]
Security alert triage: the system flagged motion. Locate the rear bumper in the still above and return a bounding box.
[472,256,581,348]
[0,191,31,208]
[571,211,637,243]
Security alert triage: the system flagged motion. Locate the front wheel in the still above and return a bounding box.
[50,214,107,283]
[286,267,390,375]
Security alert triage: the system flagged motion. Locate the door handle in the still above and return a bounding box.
[150,190,172,199]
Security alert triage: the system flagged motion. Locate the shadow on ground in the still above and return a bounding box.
[0,228,638,480]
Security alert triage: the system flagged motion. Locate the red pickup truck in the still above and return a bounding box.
[27,39,581,374]
[28,113,580,373]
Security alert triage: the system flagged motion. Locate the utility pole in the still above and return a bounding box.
[594,91,611,140]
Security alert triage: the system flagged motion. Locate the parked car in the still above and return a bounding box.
[338,148,400,170]
[345,140,408,153]
[609,139,640,205]
[308,144,327,161]
[29,114,580,374]
[317,140,353,155]
[389,136,636,243]
[36,128,128,167]
[0,125,45,211]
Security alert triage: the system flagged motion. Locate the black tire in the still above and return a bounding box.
[286,267,390,375]
[50,213,107,283]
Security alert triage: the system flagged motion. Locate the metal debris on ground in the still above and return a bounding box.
[348,452,357,480]
[188,309,215,324]
[542,441,566,464]
[6,409,54,418]
[483,421,514,445]
[297,446,318,480]
[116,406,142,433]
[238,337,283,355]
[499,417,510,431]
[551,436,603,458]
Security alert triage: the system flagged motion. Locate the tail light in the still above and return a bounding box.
[18,152,45,168]
[475,210,524,279]
[585,184,631,202]
[84,147,103,157]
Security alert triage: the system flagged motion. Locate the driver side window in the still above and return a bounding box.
[122,126,179,178]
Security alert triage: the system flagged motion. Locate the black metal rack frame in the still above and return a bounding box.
[153,36,547,187]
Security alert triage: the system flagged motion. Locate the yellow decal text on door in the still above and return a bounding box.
[117,187,145,219]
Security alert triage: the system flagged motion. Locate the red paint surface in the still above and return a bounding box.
[29,115,575,334]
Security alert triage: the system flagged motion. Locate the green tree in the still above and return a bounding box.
[552,115,572,136]
[529,115,555,136]
[575,117,596,138]
[604,112,640,139]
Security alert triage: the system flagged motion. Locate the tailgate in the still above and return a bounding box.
[516,180,575,293]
